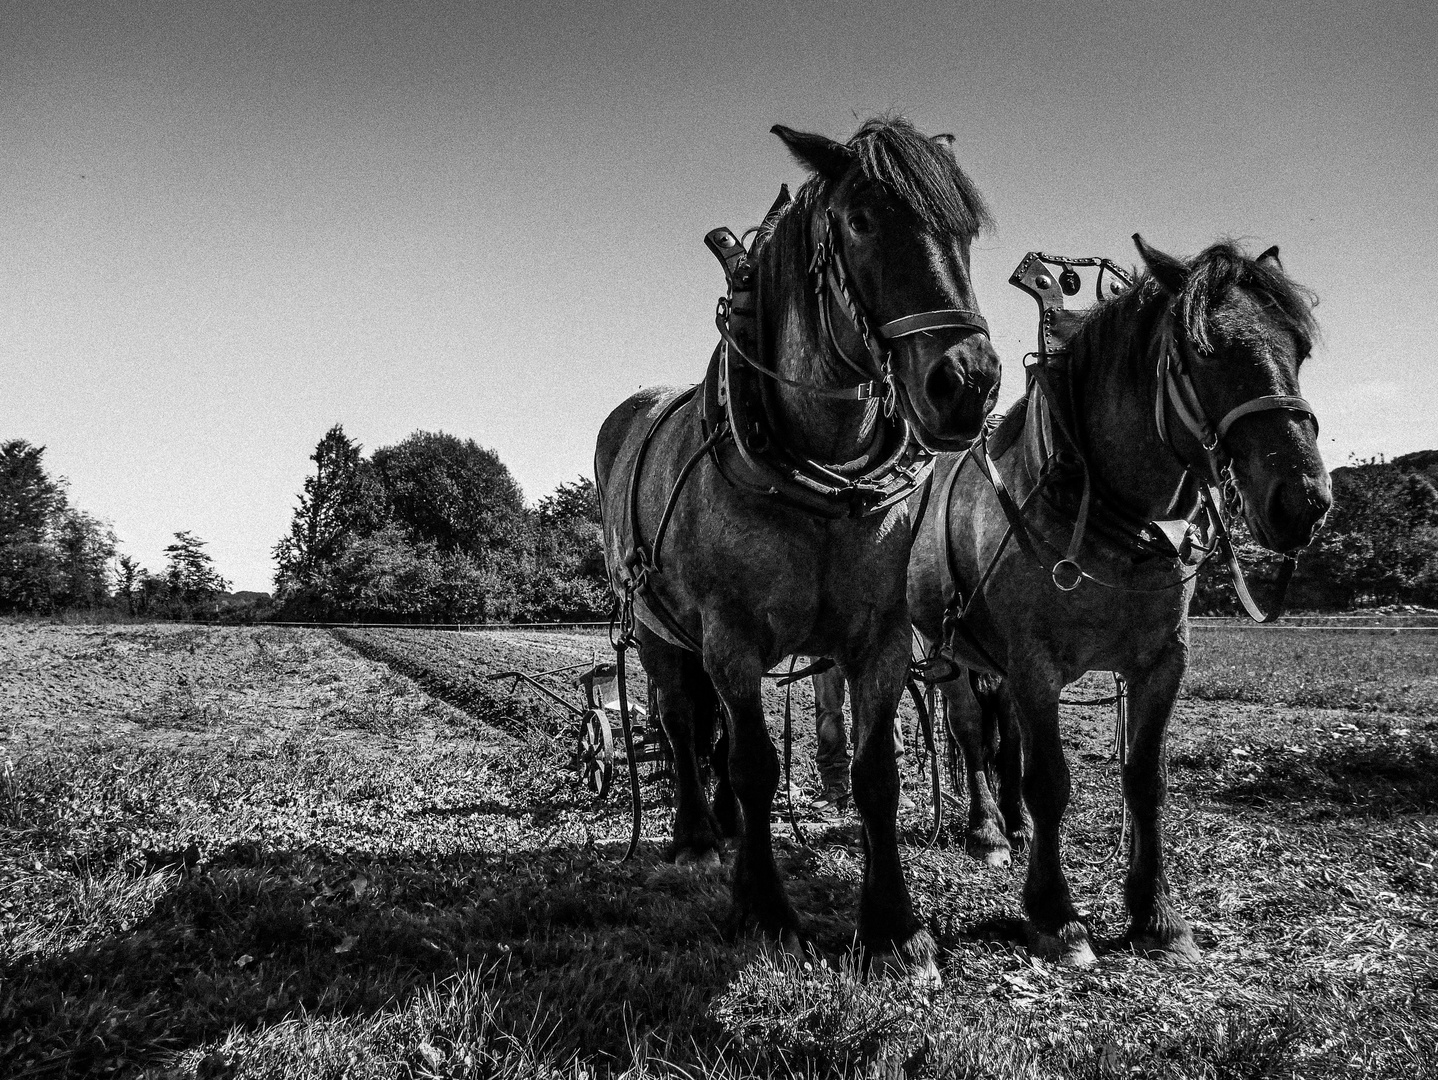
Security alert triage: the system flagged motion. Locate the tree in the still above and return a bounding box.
[1296,458,1438,607]
[52,509,116,609]
[518,476,609,620]
[1195,454,1438,612]
[372,431,526,556]
[116,554,147,614]
[273,425,386,602]
[0,439,67,537]
[0,440,70,613]
[164,531,231,606]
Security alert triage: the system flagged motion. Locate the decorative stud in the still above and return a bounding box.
[1035,274,1053,290]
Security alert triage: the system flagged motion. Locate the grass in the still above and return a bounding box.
[1183,626,1438,714]
[0,624,1435,1077]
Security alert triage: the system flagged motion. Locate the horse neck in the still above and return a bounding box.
[1071,297,1195,520]
[756,249,882,466]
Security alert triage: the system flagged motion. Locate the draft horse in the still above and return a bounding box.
[595,118,1000,977]
[909,237,1331,965]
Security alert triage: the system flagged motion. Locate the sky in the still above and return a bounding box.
[2,0,1434,592]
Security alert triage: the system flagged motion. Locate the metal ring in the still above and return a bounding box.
[1052,559,1084,592]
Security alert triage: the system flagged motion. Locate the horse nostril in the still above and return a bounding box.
[924,361,961,405]
[1268,475,1332,548]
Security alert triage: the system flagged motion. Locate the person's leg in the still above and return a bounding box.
[812,666,850,808]
[891,710,915,812]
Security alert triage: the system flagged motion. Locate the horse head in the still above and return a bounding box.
[770,119,1001,451]
[1136,236,1332,553]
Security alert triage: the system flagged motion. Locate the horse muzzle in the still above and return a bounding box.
[1245,470,1333,554]
[902,338,1001,451]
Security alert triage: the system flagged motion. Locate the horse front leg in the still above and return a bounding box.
[639,629,722,866]
[940,673,1011,867]
[987,679,1032,851]
[1122,638,1199,960]
[1009,658,1095,967]
[848,630,940,984]
[705,642,802,948]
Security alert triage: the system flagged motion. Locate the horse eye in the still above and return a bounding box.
[848,213,873,235]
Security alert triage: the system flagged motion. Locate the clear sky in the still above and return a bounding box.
[3,0,1434,592]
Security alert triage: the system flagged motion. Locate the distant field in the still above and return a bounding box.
[1185,625,1438,715]
[1,624,1435,1078]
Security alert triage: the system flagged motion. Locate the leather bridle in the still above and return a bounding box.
[1149,304,1319,621]
[1154,306,1317,489]
[807,208,990,449]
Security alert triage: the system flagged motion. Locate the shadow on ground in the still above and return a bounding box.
[2,830,888,1077]
[1176,738,1438,818]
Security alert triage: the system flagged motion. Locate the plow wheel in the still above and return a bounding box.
[577,708,615,798]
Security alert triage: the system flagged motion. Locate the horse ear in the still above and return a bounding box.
[771,125,854,181]
[1257,244,1283,269]
[932,133,956,150]
[1132,233,1189,295]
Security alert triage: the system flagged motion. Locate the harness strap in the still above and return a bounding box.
[614,639,643,860]
[879,309,990,339]
[651,420,730,571]
[620,385,707,655]
[1216,394,1316,443]
[716,309,879,401]
[625,386,700,585]
[1200,482,1296,623]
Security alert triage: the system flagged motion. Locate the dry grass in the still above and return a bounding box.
[1,624,1435,1078]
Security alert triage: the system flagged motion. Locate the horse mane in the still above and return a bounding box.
[751,116,994,355]
[1068,240,1320,380]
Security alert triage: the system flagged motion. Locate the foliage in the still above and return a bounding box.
[1194,452,1438,613]
[0,439,117,614]
[273,428,609,623]
[1296,453,1438,608]
[272,425,387,606]
[512,477,609,622]
[373,431,526,556]
[164,530,232,607]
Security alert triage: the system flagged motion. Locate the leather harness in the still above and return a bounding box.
[924,245,1318,680]
[611,188,991,655]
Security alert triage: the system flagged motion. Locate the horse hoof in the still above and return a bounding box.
[1027,922,1096,968]
[1129,932,1200,963]
[778,928,808,961]
[869,930,942,988]
[966,832,1011,868]
[673,846,722,868]
[871,949,943,988]
[980,844,1012,869]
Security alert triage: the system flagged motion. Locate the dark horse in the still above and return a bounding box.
[595,118,999,978]
[908,238,1330,966]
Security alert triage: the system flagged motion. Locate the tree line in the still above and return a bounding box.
[270,426,608,622]
[1193,450,1438,613]
[4,430,1435,621]
[0,439,230,617]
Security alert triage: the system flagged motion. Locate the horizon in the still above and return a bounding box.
[4,0,1435,591]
